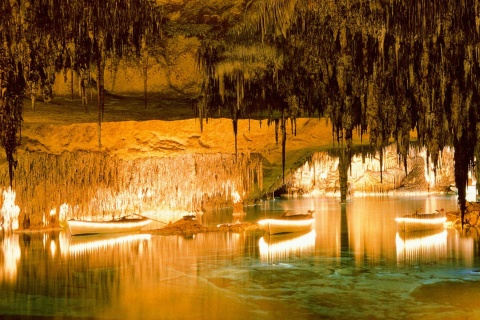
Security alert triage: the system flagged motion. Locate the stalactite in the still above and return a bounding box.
[454,133,469,227]
[274,118,279,145]
[338,143,351,203]
[281,114,287,184]
[232,117,238,158]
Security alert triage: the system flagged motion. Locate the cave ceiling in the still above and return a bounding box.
[157,0,480,209]
[1,0,479,212]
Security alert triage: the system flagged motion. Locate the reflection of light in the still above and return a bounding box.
[1,233,21,282]
[59,230,69,252]
[448,231,474,267]
[50,240,57,257]
[64,233,151,256]
[396,230,447,265]
[259,230,316,262]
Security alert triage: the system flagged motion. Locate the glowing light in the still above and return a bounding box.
[145,188,152,198]
[0,188,20,230]
[231,190,241,203]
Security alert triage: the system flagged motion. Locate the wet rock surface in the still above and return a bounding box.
[446,201,480,229]
[147,216,259,236]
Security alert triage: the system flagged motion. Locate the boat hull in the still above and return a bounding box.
[395,214,446,233]
[257,217,315,235]
[68,218,151,236]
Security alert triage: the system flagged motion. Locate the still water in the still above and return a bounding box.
[1,195,480,319]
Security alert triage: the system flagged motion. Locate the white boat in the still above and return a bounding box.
[67,216,151,236]
[395,211,446,233]
[257,210,315,235]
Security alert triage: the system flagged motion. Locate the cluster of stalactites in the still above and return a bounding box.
[0,151,263,228]
[197,0,479,173]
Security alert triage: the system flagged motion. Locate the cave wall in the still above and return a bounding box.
[0,144,463,230]
[52,35,202,96]
[287,145,456,196]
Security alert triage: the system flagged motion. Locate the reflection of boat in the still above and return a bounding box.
[396,229,447,265]
[67,216,151,236]
[257,210,315,235]
[395,211,446,233]
[259,230,316,262]
[64,232,152,256]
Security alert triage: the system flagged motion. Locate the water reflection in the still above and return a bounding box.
[344,196,455,265]
[2,196,480,319]
[312,199,341,259]
[0,230,20,283]
[59,232,152,256]
[448,229,475,267]
[396,229,448,266]
[258,230,316,263]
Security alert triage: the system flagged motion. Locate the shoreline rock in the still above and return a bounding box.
[147,218,259,235]
[445,201,480,229]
